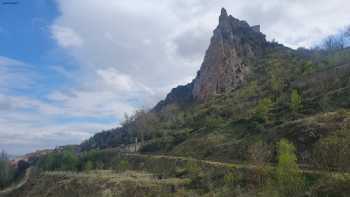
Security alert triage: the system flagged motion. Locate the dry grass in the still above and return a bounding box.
[3,170,191,197]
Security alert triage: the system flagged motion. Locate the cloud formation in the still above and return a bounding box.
[52,0,350,93]
[51,25,84,48]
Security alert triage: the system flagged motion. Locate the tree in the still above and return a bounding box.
[133,110,159,146]
[323,35,345,50]
[275,139,305,197]
[60,149,79,171]
[255,98,273,121]
[301,61,317,75]
[312,128,350,171]
[248,141,272,166]
[268,63,284,99]
[290,89,302,112]
[248,141,272,186]
[0,150,15,189]
[38,149,79,171]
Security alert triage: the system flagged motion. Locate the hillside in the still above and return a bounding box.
[81,8,350,168]
[3,150,350,197]
[4,8,350,197]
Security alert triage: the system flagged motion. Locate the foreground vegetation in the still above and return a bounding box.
[1,138,339,196]
[0,151,29,190]
[0,151,16,189]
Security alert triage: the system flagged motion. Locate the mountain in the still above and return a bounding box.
[6,8,350,197]
[192,8,267,101]
[81,8,350,164]
[155,8,270,111]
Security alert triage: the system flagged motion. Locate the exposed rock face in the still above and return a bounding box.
[152,82,194,112]
[153,8,267,111]
[192,8,267,100]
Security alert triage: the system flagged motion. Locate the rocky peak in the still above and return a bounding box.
[219,8,228,20]
[192,8,267,100]
[153,8,268,111]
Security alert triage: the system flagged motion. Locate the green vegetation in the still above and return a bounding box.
[290,89,302,113]
[4,147,350,196]
[312,126,350,171]
[27,46,350,196]
[5,23,350,196]
[4,170,191,197]
[255,98,273,121]
[80,46,350,167]
[37,149,79,171]
[0,151,16,189]
[275,139,305,197]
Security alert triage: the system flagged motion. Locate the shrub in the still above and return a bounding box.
[223,169,239,187]
[37,149,79,171]
[312,128,350,171]
[185,160,205,189]
[115,160,129,173]
[83,160,94,172]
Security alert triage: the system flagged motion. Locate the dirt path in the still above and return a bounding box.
[0,167,32,195]
[124,152,348,177]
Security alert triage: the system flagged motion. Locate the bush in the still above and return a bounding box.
[38,149,79,171]
[83,160,94,172]
[185,160,205,189]
[223,169,239,187]
[114,160,129,173]
[312,128,350,171]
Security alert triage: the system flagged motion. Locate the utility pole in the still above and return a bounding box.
[135,137,138,152]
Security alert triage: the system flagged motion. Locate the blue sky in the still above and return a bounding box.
[0,0,125,155]
[1,0,350,155]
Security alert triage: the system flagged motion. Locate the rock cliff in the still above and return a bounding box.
[192,8,267,100]
[154,8,267,110]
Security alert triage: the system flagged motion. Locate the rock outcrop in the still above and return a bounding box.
[192,8,267,100]
[154,8,268,110]
[153,82,194,112]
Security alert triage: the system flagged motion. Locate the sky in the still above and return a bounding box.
[1,0,350,155]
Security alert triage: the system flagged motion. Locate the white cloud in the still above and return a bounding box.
[51,0,350,95]
[51,25,84,48]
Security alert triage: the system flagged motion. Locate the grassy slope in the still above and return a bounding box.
[3,170,191,197]
[6,150,350,197]
[139,47,350,164]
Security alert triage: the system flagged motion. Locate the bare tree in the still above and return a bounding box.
[323,35,344,50]
[133,110,159,146]
[0,150,15,189]
[345,26,350,37]
[247,141,272,186]
[0,150,9,161]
